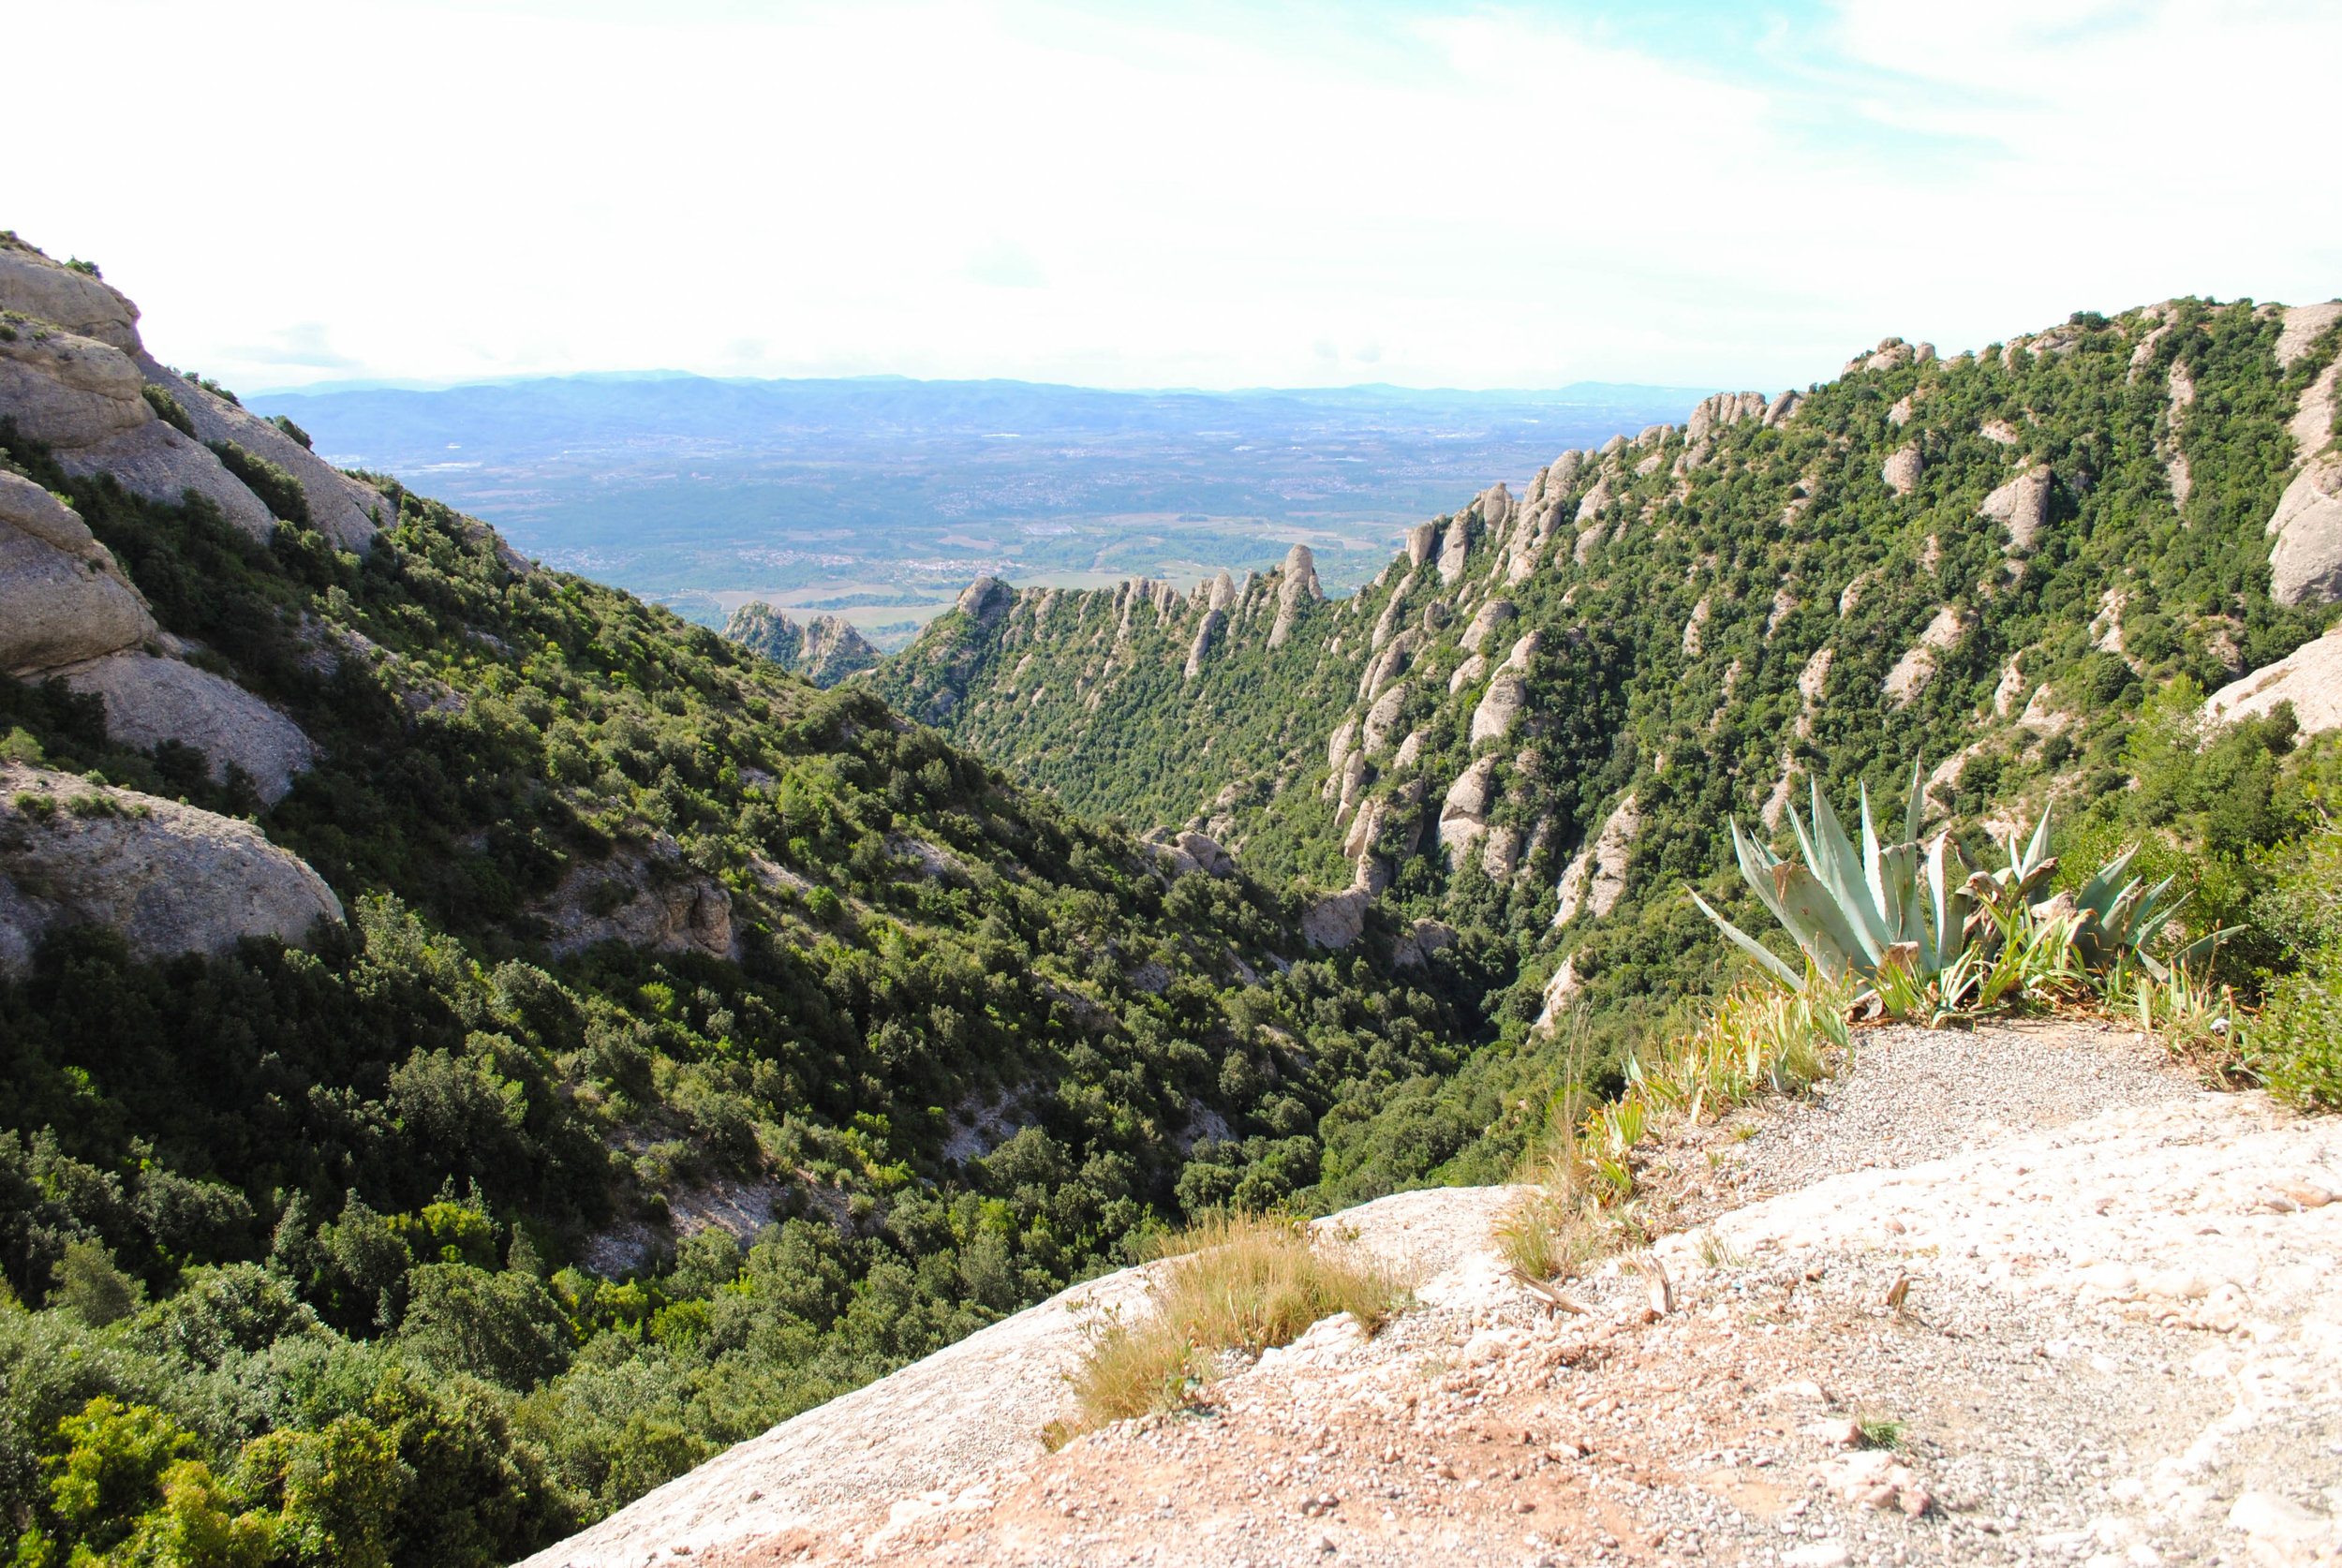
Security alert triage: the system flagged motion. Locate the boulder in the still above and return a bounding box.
[1405,522,1437,569]
[1500,630,1541,673]
[2267,454,2342,606]
[541,839,735,961]
[132,355,389,550]
[1479,823,1523,881]
[1325,717,1358,775]
[1979,419,2022,445]
[0,764,342,974]
[55,422,275,540]
[1883,607,1968,707]
[1182,609,1223,679]
[1173,831,1234,878]
[1389,729,1425,770]
[1763,390,1802,428]
[1370,572,1415,652]
[1979,466,2053,554]
[1460,599,1515,655]
[0,474,154,675]
[1881,445,1923,496]
[1469,673,1526,746]
[59,652,315,803]
[956,576,1015,626]
[1475,482,1513,533]
[1447,653,1488,694]
[1267,543,1320,648]
[1436,755,1499,860]
[1390,918,1457,969]
[1300,887,1370,950]
[1362,682,1409,754]
[2203,623,2342,735]
[2291,359,2339,461]
[1574,476,1612,525]
[1437,513,1473,585]
[0,324,151,448]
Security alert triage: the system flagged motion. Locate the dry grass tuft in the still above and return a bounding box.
[1056,1215,1412,1441]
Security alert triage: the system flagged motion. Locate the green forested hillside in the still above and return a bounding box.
[872,297,2342,1137]
[0,413,1500,1560]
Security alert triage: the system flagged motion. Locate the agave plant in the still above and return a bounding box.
[1690,762,2231,1004]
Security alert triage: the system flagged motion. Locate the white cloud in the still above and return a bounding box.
[6,0,2334,393]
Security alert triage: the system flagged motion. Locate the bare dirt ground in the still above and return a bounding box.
[530,1022,2342,1568]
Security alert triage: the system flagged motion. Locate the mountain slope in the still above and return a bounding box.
[871,302,2342,1044]
[0,238,1503,1564]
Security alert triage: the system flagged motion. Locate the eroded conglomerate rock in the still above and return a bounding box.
[2202,622,2342,734]
[1553,794,1639,927]
[0,471,155,675]
[2267,453,2342,606]
[539,838,736,961]
[57,652,316,804]
[0,764,343,973]
[1979,466,2053,555]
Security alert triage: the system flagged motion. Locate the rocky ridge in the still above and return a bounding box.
[724,601,883,688]
[522,1023,2341,1568]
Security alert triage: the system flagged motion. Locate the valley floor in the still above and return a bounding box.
[528,1024,2341,1568]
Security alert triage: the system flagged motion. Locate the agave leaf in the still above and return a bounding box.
[1806,779,1889,964]
[1764,858,1870,979]
[2022,803,2054,879]
[1924,831,1970,970]
[1901,756,1926,851]
[2173,925,2243,967]
[2121,878,2186,949]
[2073,846,2141,921]
[1729,819,1791,930]
[1691,890,1804,990]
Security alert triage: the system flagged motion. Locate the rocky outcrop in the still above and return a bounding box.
[0,472,155,675]
[0,320,273,538]
[2275,301,2342,369]
[0,764,343,974]
[1553,794,1639,927]
[1459,599,1514,655]
[539,839,736,961]
[1436,512,1473,586]
[1467,673,1524,746]
[1266,543,1320,648]
[956,576,1015,627]
[1446,653,1487,694]
[1882,607,1967,709]
[1182,610,1223,679]
[1880,444,1923,496]
[1299,886,1370,950]
[129,353,388,550]
[2202,622,2342,735]
[1979,466,2053,554]
[1149,830,1234,879]
[57,652,316,803]
[1435,755,1499,861]
[1404,522,1436,569]
[1389,917,1456,969]
[1361,681,1409,755]
[1686,391,1768,444]
[2267,454,2342,606]
[0,242,142,350]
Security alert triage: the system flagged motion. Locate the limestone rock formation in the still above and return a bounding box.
[1182,609,1223,679]
[1436,512,1472,585]
[1389,917,1456,969]
[56,421,275,539]
[1404,522,1436,569]
[0,764,343,974]
[1446,653,1487,694]
[1468,673,1524,747]
[1435,755,1499,861]
[0,240,142,350]
[129,352,389,550]
[2275,301,2342,369]
[1361,682,1409,755]
[1882,607,1968,709]
[0,471,155,675]
[1881,444,1923,496]
[1266,543,1320,648]
[2267,454,2342,606]
[58,652,317,804]
[1459,599,1514,655]
[540,839,736,961]
[1552,795,1639,927]
[2202,622,2342,735]
[1299,886,1370,950]
[956,576,1015,626]
[1979,466,2053,555]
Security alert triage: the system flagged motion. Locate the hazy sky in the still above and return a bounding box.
[11,1,2335,393]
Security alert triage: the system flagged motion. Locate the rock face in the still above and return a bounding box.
[2268,454,2342,606]
[1299,887,1370,950]
[1553,794,1639,927]
[127,352,388,550]
[1389,917,1456,969]
[1404,522,1436,569]
[1437,513,1473,585]
[0,764,343,974]
[0,243,142,350]
[540,840,736,961]
[1979,466,2053,554]
[57,652,316,804]
[0,472,155,674]
[1880,445,1923,496]
[1468,673,1525,746]
[2275,301,2342,368]
[956,576,1015,626]
[1267,543,1321,648]
[1882,607,1967,709]
[1182,610,1223,679]
[1459,599,1514,655]
[55,421,276,539]
[1435,755,1499,861]
[1361,682,1409,755]
[2202,622,2342,735]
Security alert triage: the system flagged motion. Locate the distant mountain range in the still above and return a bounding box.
[247,373,1718,635]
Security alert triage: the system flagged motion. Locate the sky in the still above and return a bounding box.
[9,0,2337,394]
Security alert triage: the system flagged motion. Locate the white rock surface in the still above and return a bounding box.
[2202,622,2342,735]
[1553,794,1638,926]
[0,245,143,350]
[1468,673,1525,746]
[54,421,275,540]
[1881,445,1923,496]
[0,764,342,973]
[2267,453,2342,606]
[1267,543,1320,648]
[1299,886,1371,950]
[1979,466,2053,555]
[1436,755,1499,861]
[59,652,315,804]
[1460,599,1514,655]
[0,324,151,448]
[2275,301,2342,368]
